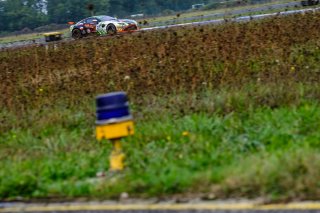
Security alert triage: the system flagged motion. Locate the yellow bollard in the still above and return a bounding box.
[96,121,134,141]
[95,92,134,172]
[95,122,134,171]
[109,139,125,171]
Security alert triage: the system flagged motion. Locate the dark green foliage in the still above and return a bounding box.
[1,0,48,32]
[46,0,109,24]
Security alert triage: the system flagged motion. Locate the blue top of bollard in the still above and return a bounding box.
[95,91,132,125]
[96,92,128,109]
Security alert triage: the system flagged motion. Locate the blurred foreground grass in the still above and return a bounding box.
[1,96,320,200]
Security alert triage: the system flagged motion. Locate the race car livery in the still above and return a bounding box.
[69,15,139,39]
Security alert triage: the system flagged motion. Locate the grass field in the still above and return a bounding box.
[0,33,43,44]
[0,29,70,44]
[1,11,320,201]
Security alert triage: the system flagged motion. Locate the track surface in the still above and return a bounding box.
[0,1,310,50]
[147,1,301,27]
[142,6,320,31]
[1,201,320,213]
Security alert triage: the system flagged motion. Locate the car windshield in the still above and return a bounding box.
[97,16,117,21]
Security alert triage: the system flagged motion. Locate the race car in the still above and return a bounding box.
[69,15,139,39]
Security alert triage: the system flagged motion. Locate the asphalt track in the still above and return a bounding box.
[141,6,320,31]
[2,202,320,213]
[0,1,314,50]
[146,1,301,27]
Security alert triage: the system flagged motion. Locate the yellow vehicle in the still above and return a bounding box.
[43,32,63,42]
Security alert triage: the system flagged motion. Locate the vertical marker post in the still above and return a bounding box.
[95,92,134,171]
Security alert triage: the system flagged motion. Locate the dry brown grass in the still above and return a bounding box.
[1,12,320,113]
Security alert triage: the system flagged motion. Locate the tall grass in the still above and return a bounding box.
[1,12,320,113]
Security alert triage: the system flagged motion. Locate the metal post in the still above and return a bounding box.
[109,139,125,171]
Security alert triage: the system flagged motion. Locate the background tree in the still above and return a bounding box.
[1,0,47,32]
[47,0,109,23]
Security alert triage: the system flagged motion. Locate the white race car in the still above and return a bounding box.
[69,15,139,39]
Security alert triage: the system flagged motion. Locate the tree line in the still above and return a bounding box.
[0,0,276,33]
